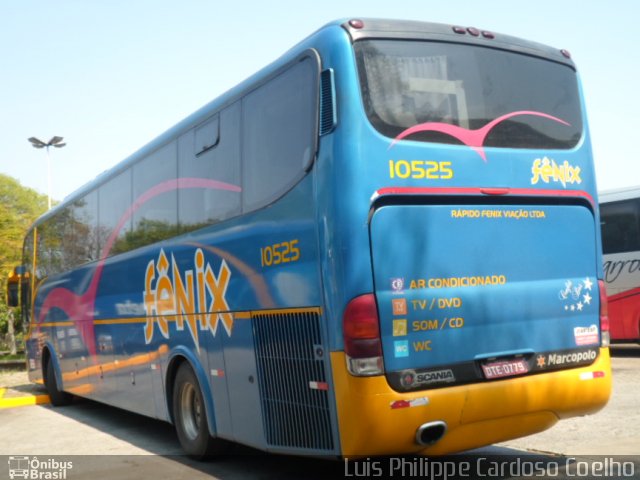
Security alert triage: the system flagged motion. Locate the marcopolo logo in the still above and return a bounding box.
[548,349,597,366]
[537,348,598,369]
[8,457,73,480]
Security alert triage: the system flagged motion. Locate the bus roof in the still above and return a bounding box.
[341,18,576,68]
[599,186,640,203]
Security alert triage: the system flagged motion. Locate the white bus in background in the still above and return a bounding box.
[600,186,640,342]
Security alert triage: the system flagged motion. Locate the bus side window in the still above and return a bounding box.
[21,230,34,325]
[99,169,133,257]
[132,142,179,248]
[178,104,241,233]
[241,56,318,213]
[194,115,220,155]
[54,193,98,270]
[72,191,98,264]
[36,220,56,278]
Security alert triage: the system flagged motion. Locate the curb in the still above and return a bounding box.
[0,394,50,409]
[0,360,26,369]
[0,385,50,409]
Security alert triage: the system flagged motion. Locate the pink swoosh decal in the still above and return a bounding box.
[389,110,571,161]
[36,178,242,357]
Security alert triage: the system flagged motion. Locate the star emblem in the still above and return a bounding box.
[583,277,593,291]
[536,355,546,368]
[577,302,583,311]
[583,292,592,305]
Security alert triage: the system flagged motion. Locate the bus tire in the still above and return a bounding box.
[44,357,73,406]
[172,362,224,459]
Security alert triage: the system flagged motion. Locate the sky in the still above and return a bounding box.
[1,0,638,203]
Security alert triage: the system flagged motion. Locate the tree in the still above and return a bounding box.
[0,173,48,350]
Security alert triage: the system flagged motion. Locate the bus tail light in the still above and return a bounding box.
[343,294,384,376]
[598,280,610,348]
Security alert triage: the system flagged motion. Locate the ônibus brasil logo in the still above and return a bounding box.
[8,456,73,480]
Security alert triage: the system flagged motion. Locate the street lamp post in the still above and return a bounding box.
[28,136,66,210]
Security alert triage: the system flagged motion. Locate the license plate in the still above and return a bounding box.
[481,358,529,379]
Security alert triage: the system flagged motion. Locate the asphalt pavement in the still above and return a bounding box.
[0,346,638,479]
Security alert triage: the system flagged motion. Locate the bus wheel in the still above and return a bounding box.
[173,363,224,459]
[44,357,72,406]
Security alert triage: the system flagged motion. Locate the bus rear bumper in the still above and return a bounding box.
[330,348,611,457]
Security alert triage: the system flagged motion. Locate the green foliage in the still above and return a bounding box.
[0,173,48,338]
[0,302,10,335]
[0,173,48,275]
[114,218,178,253]
[0,302,24,351]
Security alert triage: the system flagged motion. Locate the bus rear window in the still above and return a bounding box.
[354,40,582,150]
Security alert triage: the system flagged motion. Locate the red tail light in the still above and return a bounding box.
[343,294,384,376]
[343,294,381,357]
[598,280,610,347]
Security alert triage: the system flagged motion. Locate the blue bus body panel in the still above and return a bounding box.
[321,61,601,352]
[29,173,329,448]
[371,203,600,373]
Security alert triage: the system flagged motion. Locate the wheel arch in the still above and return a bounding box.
[165,347,217,437]
[41,341,63,389]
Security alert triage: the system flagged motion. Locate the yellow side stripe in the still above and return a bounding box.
[9,308,323,409]
[250,307,323,317]
[33,307,323,328]
[38,321,74,328]
[94,318,146,325]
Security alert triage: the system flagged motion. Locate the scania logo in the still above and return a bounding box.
[401,370,416,387]
[400,369,455,388]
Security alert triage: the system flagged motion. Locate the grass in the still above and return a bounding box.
[0,352,26,362]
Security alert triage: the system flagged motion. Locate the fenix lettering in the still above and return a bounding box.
[143,248,233,348]
[531,157,582,187]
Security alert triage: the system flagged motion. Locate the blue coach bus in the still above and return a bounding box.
[12,19,610,458]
